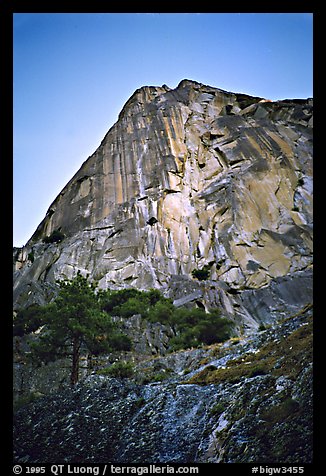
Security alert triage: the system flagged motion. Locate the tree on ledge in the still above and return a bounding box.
[28,272,131,385]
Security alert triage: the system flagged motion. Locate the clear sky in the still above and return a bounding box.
[13,13,313,247]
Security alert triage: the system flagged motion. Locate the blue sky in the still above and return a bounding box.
[13,13,313,246]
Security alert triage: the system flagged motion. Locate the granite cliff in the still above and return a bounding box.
[13,79,313,464]
[13,79,313,332]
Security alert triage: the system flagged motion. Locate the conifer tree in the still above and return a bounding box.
[28,272,131,385]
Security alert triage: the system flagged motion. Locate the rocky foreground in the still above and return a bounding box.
[14,304,312,464]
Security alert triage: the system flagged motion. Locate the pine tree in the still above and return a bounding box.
[29,272,131,385]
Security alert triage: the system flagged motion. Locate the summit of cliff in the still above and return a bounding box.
[13,79,313,333]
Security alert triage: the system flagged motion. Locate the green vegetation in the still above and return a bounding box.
[13,304,44,337]
[27,250,35,263]
[15,272,132,385]
[260,398,300,424]
[210,402,225,417]
[100,288,166,320]
[99,287,233,351]
[141,368,173,384]
[186,316,313,385]
[13,391,44,413]
[191,265,211,281]
[168,308,232,351]
[43,229,65,244]
[97,361,134,378]
[14,278,233,384]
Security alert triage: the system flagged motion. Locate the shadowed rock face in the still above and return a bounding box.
[13,305,313,463]
[13,79,313,330]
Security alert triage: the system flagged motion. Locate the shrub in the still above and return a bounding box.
[27,251,35,263]
[191,265,210,281]
[196,309,233,345]
[100,288,173,322]
[98,361,134,378]
[148,300,175,324]
[248,365,267,378]
[210,402,225,417]
[108,333,132,351]
[169,307,233,350]
[261,398,300,424]
[43,229,65,244]
[14,392,44,412]
[169,332,199,352]
[146,289,165,306]
[100,288,143,313]
[150,370,172,382]
[99,287,233,352]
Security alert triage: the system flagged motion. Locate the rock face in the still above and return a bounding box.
[13,81,313,464]
[13,79,313,330]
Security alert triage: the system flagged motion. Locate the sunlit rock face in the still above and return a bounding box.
[13,80,313,330]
